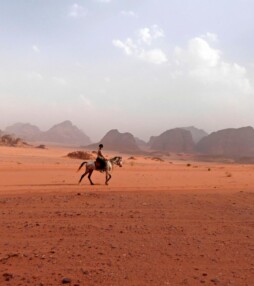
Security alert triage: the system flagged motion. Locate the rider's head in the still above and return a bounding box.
[99,144,103,149]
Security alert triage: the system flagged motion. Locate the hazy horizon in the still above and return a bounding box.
[1,0,254,142]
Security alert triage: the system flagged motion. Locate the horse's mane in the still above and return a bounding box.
[110,156,121,161]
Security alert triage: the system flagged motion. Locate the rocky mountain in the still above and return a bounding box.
[5,121,91,146]
[5,123,41,141]
[88,129,140,153]
[148,128,195,153]
[40,121,91,145]
[181,126,208,143]
[196,126,254,157]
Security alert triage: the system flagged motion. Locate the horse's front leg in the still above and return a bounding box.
[105,172,112,185]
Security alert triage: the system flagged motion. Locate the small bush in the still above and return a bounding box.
[151,157,164,162]
[67,151,94,160]
[225,171,232,177]
[36,144,46,149]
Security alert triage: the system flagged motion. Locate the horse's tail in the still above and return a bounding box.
[77,161,87,172]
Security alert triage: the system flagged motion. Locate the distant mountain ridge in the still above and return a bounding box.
[88,129,140,153]
[134,137,147,148]
[5,121,91,146]
[5,123,41,141]
[196,126,254,157]
[40,121,91,145]
[4,122,254,159]
[181,126,208,143]
[148,128,195,153]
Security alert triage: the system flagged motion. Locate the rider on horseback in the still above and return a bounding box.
[95,144,107,171]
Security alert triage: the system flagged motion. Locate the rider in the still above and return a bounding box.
[95,144,106,171]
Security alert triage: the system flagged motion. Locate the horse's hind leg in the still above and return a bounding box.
[79,171,88,184]
[88,170,94,185]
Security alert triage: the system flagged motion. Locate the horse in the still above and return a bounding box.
[77,156,123,185]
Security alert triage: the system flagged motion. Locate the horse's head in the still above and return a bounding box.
[111,156,123,167]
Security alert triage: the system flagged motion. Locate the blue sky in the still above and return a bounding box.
[0,0,254,141]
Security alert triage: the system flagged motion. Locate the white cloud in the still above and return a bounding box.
[138,25,164,45]
[32,45,40,53]
[152,25,165,39]
[174,36,253,94]
[179,37,221,67]
[139,49,168,65]
[120,10,138,18]
[113,25,167,64]
[112,38,137,56]
[68,3,86,18]
[138,28,151,45]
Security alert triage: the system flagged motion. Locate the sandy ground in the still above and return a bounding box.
[0,146,253,286]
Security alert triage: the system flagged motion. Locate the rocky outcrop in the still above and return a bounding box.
[40,121,91,145]
[181,126,208,143]
[5,123,41,141]
[5,121,91,146]
[148,128,194,153]
[89,129,140,153]
[196,126,254,157]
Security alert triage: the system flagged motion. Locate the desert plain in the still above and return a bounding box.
[0,146,253,286]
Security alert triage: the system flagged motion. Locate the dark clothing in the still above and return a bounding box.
[96,157,106,170]
[96,147,106,170]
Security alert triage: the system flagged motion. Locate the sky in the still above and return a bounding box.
[0,0,254,141]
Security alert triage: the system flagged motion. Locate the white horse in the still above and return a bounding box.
[77,156,123,185]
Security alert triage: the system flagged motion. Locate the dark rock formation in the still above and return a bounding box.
[181,126,208,143]
[88,129,140,153]
[5,121,91,146]
[148,128,194,153]
[5,123,41,141]
[41,121,91,145]
[196,126,254,157]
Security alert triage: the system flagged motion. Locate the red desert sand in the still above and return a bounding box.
[0,146,253,286]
